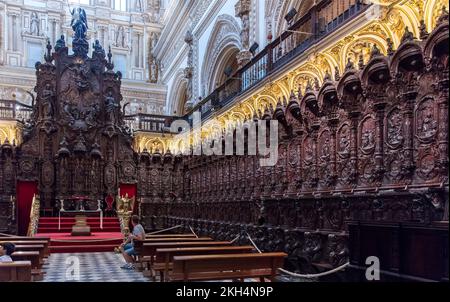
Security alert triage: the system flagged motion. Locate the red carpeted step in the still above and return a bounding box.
[37,227,121,233]
[37,217,121,233]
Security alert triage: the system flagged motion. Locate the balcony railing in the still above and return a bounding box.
[186,0,368,124]
[0,100,33,122]
[124,113,173,133]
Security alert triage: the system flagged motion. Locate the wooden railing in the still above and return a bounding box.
[0,100,33,122]
[186,0,367,123]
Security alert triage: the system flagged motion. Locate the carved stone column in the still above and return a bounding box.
[235,0,252,68]
[184,30,194,110]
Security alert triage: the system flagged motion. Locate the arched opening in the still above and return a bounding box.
[175,80,189,116]
[201,14,242,96]
[209,47,240,91]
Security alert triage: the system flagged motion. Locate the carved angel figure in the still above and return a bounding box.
[70,7,88,40]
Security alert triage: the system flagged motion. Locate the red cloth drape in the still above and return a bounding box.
[16,181,38,236]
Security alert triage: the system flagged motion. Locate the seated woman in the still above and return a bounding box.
[0,242,15,262]
[119,215,145,269]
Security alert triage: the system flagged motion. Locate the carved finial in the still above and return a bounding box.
[106,46,114,71]
[290,90,296,101]
[386,38,395,56]
[44,40,52,63]
[345,57,354,71]
[314,78,320,91]
[401,26,415,44]
[334,66,341,81]
[358,53,365,70]
[305,80,313,92]
[324,70,331,82]
[370,43,381,59]
[437,6,449,25]
[419,20,429,40]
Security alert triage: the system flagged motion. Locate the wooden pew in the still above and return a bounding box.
[154,246,255,281]
[140,241,233,278]
[143,237,212,243]
[0,239,50,258]
[11,251,44,281]
[0,261,32,282]
[134,237,213,269]
[146,234,197,239]
[169,252,287,282]
[12,245,45,260]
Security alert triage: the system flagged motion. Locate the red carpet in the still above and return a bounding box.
[35,217,124,253]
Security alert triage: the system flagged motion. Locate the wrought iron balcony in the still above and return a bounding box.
[186,0,368,123]
[123,113,174,133]
[0,100,33,122]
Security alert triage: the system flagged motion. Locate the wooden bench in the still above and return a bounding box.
[143,237,213,243]
[140,241,233,278]
[0,261,32,282]
[169,252,287,282]
[146,234,197,239]
[12,245,46,260]
[154,245,255,281]
[1,239,50,258]
[11,251,44,281]
[134,237,213,270]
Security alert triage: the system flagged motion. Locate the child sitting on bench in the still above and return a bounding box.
[0,242,15,262]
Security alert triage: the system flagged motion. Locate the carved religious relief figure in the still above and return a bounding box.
[337,124,350,158]
[416,99,438,142]
[105,90,118,125]
[360,118,376,154]
[319,131,331,163]
[386,108,404,148]
[41,84,54,119]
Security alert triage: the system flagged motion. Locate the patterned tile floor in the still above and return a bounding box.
[41,252,149,282]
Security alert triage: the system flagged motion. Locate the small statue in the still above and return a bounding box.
[55,35,66,51]
[30,12,40,36]
[93,39,105,57]
[70,7,88,40]
[105,91,118,124]
[41,84,54,119]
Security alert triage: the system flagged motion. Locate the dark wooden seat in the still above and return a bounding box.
[154,245,255,281]
[140,241,233,278]
[11,245,45,260]
[143,237,212,243]
[0,261,32,282]
[11,251,44,281]
[146,234,197,239]
[134,237,214,270]
[0,239,50,257]
[169,252,287,282]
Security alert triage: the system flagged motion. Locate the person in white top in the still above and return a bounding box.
[0,242,15,262]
